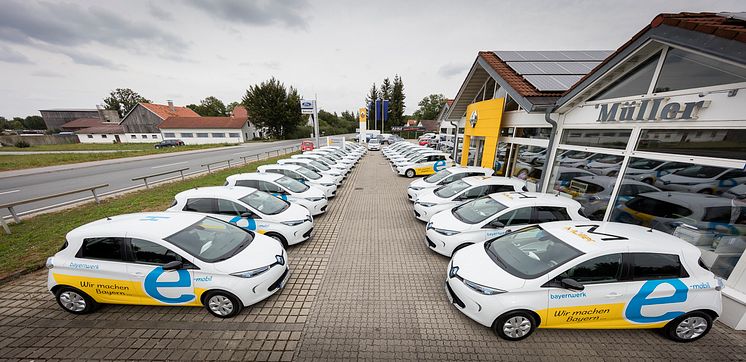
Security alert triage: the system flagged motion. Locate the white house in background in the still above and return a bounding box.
[159,116,252,145]
[75,124,126,143]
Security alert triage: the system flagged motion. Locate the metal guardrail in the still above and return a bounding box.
[201,159,233,173]
[0,183,109,234]
[131,168,189,189]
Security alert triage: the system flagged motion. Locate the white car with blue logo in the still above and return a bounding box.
[47,212,290,318]
[414,176,527,222]
[294,153,351,175]
[257,164,338,198]
[277,158,344,184]
[383,142,418,157]
[446,221,723,342]
[426,192,587,257]
[655,165,746,194]
[224,172,328,216]
[407,166,494,201]
[395,153,454,178]
[167,186,313,247]
[323,145,364,158]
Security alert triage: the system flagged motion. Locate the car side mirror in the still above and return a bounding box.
[162,260,183,271]
[487,221,505,229]
[241,212,255,219]
[560,278,584,291]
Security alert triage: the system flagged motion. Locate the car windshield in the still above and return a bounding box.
[424,170,452,183]
[673,165,726,178]
[485,226,582,279]
[276,176,309,193]
[294,167,321,180]
[453,197,508,224]
[409,155,426,163]
[165,217,253,262]
[435,180,470,198]
[628,159,664,170]
[239,190,289,215]
[310,160,330,171]
[369,139,380,144]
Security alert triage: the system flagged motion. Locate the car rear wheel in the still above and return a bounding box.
[204,291,242,318]
[55,286,97,314]
[405,169,416,178]
[664,311,712,342]
[494,311,537,341]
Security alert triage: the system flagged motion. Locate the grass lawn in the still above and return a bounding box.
[0,152,297,280]
[0,144,233,172]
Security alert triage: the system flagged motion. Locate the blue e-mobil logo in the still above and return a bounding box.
[144,267,195,304]
[229,215,257,231]
[272,193,288,201]
[625,279,687,323]
[433,160,447,172]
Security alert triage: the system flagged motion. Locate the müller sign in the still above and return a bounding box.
[595,98,710,122]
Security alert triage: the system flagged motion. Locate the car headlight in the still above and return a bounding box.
[462,278,506,295]
[416,202,437,207]
[426,221,433,230]
[306,196,325,202]
[433,228,459,236]
[281,220,306,226]
[231,265,271,278]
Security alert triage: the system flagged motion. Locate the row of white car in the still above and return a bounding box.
[383,141,455,178]
[46,142,367,319]
[396,158,723,342]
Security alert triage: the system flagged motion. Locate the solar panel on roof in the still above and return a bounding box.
[493,50,611,62]
[505,61,600,75]
[523,75,584,91]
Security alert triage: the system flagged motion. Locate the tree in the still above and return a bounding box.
[379,78,392,100]
[389,74,406,128]
[242,77,304,139]
[103,88,151,118]
[365,83,378,130]
[186,96,228,116]
[413,93,446,120]
[226,101,240,114]
[22,115,46,130]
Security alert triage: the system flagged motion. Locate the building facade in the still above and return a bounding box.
[119,101,199,141]
[445,12,746,329]
[159,116,252,145]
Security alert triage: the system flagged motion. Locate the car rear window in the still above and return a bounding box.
[77,237,124,261]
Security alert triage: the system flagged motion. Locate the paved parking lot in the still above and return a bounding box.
[1,151,746,361]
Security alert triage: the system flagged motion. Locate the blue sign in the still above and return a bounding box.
[382,100,389,121]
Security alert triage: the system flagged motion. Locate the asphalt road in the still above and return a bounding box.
[0,137,350,219]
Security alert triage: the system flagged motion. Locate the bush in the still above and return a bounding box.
[14,140,30,148]
[287,125,313,140]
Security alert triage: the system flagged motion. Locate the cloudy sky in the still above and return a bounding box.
[0,0,741,118]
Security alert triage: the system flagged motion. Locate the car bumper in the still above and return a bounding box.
[425,229,460,257]
[287,222,314,245]
[413,204,450,222]
[236,265,291,307]
[445,277,498,328]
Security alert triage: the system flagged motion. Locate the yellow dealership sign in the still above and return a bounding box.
[460,98,505,168]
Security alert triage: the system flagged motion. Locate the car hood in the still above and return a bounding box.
[213,233,285,274]
[416,189,451,204]
[410,177,436,189]
[296,187,325,199]
[262,202,311,223]
[450,242,527,291]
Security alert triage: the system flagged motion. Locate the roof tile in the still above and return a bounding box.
[140,103,199,120]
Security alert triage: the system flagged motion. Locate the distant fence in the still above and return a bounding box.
[0,135,79,146]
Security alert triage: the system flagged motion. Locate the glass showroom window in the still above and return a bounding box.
[560,128,632,150]
[548,149,638,221]
[637,129,746,160]
[511,144,547,190]
[514,127,551,139]
[493,141,509,176]
[589,52,660,101]
[653,48,746,93]
[611,157,746,279]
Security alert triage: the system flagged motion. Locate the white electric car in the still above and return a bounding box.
[623,159,690,184]
[47,212,290,318]
[413,176,528,222]
[308,150,356,168]
[395,153,455,178]
[446,221,722,342]
[224,173,328,215]
[368,138,381,151]
[277,158,344,184]
[257,164,338,198]
[407,166,494,201]
[294,153,351,175]
[167,187,313,247]
[655,165,746,194]
[426,192,587,257]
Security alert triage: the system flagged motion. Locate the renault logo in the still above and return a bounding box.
[469,110,478,128]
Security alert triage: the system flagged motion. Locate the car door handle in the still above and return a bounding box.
[131,272,145,278]
[605,292,622,298]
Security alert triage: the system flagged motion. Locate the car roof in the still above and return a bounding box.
[540,221,700,255]
[635,191,743,208]
[258,164,303,171]
[490,192,581,208]
[278,158,311,164]
[463,176,526,187]
[175,186,256,201]
[445,166,493,174]
[226,172,282,182]
[67,212,207,242]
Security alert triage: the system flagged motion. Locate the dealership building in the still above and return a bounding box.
[442,12,746,328]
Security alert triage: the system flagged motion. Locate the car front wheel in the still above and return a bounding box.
[405,169,416,178]
[494,311,537,341]
[204,291,242,318]
[664,311,712,342]
[55,286,97,314]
